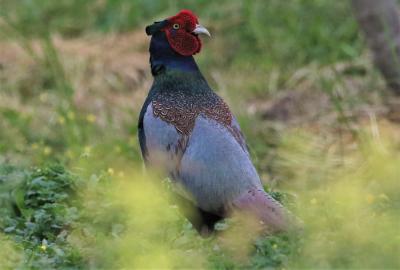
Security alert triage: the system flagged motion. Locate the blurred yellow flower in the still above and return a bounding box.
[43,146,52,155]
[310,198,317,205]
[67,111,75,120]
[58,116,66,125]
[86,114,96,123]
[31,143,39,150]
[107,168,115,175]
[40,244,47,251]
[378,193,389,201]
[366,194,375,204]
[84,146,92,153]
[81,146,92,158]
[39,93,48,102]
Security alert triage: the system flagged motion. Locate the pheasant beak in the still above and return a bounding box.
[192,24,211,37]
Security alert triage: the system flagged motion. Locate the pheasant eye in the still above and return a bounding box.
[172,23,180,30]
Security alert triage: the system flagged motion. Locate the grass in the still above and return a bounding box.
[1,0,361,68]
[0,0,400,269]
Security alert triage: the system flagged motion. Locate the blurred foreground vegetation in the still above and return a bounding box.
[1,0,400,269]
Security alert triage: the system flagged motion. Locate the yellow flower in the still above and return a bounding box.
[310,198,317,205]
[43,146,52,155]
[107,168,115,175]
[40,244,47,251]
[39,93,48,102]
[366,194,375,204]
[86,114,96,123]
[84,146,92,153]
[58,116,65,125]
[81,146,92,158]
[31,143,39,150]
[378,193,389,201]
[67,111,75,120]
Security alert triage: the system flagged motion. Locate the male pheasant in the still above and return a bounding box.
[138,10,289,235]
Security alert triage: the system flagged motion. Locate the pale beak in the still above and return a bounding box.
[192,24,211,37]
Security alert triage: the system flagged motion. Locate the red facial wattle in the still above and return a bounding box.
[164,28,201,56]
[163,10,203,56]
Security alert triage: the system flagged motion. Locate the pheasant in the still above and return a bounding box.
[138,10,289,235]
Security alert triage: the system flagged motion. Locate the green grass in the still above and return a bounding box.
[1,0,362,69]
[0,165,84,268]
[0,163,297,269]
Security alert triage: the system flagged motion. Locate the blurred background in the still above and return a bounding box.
[0,0,399,269]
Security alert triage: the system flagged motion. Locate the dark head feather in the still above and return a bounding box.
[145,20,168,36]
